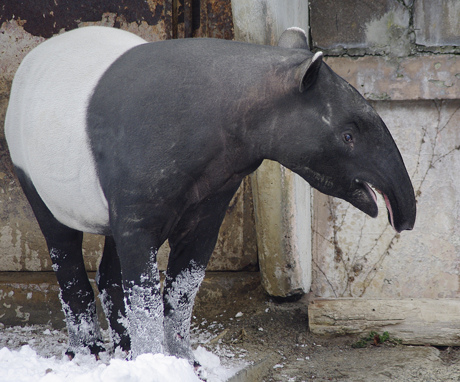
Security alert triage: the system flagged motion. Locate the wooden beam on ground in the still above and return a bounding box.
[309,298,460,346]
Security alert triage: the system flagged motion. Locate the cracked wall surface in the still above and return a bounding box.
[310,0,460,56]
[324,55,460,101]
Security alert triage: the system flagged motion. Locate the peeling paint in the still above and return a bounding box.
[0,226,22,271]
[0,0,168,39]
[0,20,46,81]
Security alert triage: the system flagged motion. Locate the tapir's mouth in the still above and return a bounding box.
[290,164,411,232]
[356,180,395,231]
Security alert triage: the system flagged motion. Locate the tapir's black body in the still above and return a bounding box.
[5,27,415,364]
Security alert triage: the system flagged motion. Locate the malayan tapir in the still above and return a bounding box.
[5,26,416,364]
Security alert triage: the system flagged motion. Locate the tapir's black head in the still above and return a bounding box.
[275,28,416,233]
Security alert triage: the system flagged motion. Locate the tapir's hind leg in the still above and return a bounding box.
[96,235,130,352]
[163,182,242,363]
[14,168,104,357]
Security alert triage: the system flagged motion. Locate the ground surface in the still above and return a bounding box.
[192,282,460,381]
[2,277,460,381]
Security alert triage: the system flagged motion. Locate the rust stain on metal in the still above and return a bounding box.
[0,0,169,38]
[204,0,233,39]
[173,0,234,39]
[1,1,233,41]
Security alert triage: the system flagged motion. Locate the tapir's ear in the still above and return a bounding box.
[278,27,309,50]
[298,52,323,93]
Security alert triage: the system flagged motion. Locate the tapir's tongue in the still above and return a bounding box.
[383,193,395,229]
[364,182,395,231]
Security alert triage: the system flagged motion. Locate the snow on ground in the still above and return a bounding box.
[0,323,246,382]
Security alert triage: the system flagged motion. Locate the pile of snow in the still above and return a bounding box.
[1,346,199,382]
[0,326,245,382]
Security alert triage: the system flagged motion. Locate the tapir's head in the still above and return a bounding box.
[273,28,416,232]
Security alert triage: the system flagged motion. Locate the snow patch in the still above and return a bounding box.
[0,325,245,382]
[0,345,200,382]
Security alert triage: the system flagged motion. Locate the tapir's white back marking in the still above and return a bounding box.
[5,27,146,234]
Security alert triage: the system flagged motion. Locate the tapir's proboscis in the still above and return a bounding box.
[5,27,416,365]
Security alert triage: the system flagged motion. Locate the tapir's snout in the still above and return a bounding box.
[387,182,416,233]
[349,147,416,233]
[290,158,416,233]
[379,165,417,233]
[289,141,416,233]
[352,177,416,233]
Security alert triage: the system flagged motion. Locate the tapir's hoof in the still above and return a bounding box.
[194,361,208,381]
[65,350,75,360]
[115,337,131,353]
[65,341,106,360]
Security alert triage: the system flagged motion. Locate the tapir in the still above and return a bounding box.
[5,26,416,363]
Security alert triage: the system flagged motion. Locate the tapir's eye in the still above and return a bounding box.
[343,132,353,143]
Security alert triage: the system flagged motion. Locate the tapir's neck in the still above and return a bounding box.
[243,86,318,171]
[225,53,313,170]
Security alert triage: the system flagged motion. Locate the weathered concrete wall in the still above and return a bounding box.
[310,0,460,301]
[324,55,460,101]
[414,0,460,47]
[310,0,411,56]
[251,160,311,297]
[0,0,257,272]
[0,271,260,328]
[309,298,460,345]
[310,0,460,56]
[232,0,311,297]
[313,99,460,298]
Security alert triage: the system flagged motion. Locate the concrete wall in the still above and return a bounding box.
[0,0,257,273]
[310,0,412,56]
[309,0,460,300]
[310,0,460,56]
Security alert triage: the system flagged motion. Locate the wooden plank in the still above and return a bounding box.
[309,298,460,346]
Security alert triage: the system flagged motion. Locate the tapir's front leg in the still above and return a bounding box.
[123,256,164,358]
[112,219,165,358]
[163,261,205,363]
[163,183,242,363]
